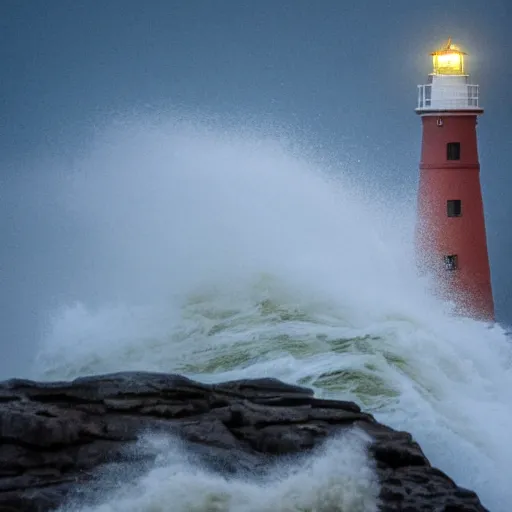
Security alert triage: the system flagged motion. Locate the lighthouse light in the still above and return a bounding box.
[431,39,466,75]
[433,52,463,74]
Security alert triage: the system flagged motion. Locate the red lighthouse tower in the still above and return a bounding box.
[415,39,494,321]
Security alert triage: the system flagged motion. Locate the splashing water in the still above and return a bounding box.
[61,432,379,512]
[28,116,512,511]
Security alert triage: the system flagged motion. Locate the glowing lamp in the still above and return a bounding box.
[431,38,466,75]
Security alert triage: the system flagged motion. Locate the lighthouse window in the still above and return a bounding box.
[447,199,462,217]
[444,255,458,271]
[447,142,461,160]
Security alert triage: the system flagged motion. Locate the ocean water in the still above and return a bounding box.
[25,117,511,511]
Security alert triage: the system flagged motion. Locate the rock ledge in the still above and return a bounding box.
[0,371,487,511]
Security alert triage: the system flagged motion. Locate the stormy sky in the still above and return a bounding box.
[1,0,511,377]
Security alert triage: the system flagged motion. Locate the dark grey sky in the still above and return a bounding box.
[1,0,511,376]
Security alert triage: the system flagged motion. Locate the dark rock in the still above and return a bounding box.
[0,371,488,511]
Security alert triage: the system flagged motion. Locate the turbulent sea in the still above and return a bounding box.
[21,118,512,511]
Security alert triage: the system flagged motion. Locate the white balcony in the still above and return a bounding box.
[416,82,480,111]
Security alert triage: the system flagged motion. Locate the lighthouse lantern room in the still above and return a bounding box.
[415,38,494,321]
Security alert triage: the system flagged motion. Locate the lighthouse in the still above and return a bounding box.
[415,38,494,321]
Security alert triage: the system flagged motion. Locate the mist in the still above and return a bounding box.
[2,112,427,379]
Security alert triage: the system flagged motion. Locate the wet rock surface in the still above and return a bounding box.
[0,372,487,511]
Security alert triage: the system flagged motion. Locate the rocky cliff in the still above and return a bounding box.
[0,372,487,511]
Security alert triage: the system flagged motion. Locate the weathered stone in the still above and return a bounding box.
[0,371,489,511]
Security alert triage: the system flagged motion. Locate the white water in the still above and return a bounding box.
[30,116,512,511]
[62,432,379,512]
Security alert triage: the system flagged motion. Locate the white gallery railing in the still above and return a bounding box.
[417,83,480,110]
